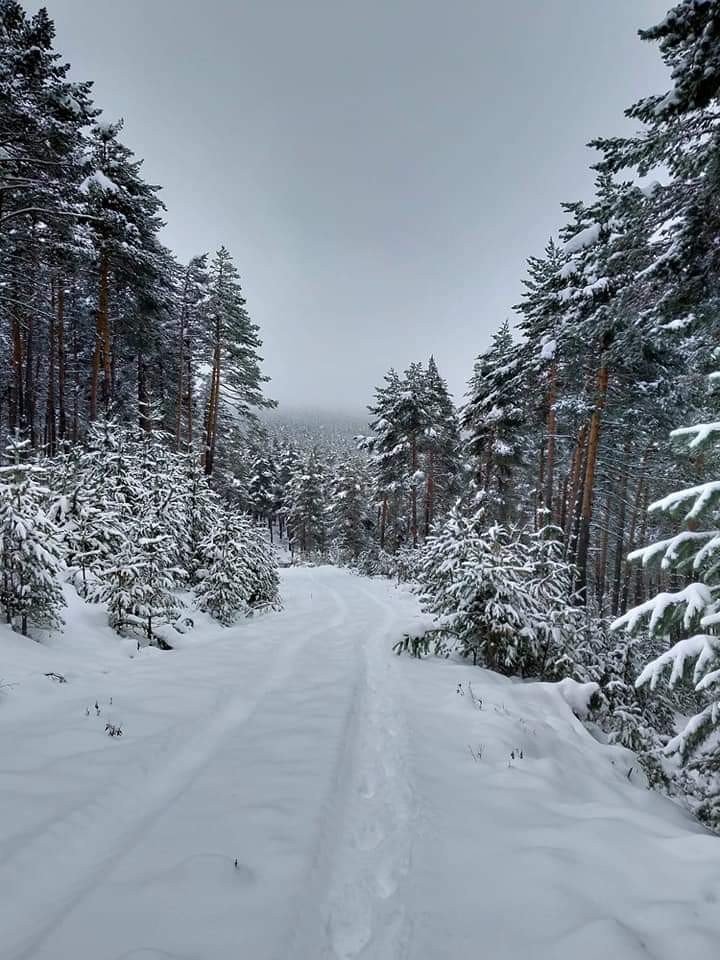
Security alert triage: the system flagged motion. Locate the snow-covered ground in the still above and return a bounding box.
[1,566,719,960]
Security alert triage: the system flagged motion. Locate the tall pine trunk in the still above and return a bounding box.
[575,360,609,602]
[57,278,66,442]
[544,361,558,521]
[46,278,57,455]
[90,249,111,421]
[610,437,634,616]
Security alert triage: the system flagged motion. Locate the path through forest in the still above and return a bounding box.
[0,567,719,960]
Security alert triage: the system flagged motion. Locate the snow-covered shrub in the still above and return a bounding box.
[47,417,280,639]
[355,547,397,578]
[354,543,420,582]
[414,508,594,678]
[0,433,65,636]
[196,514,279,624]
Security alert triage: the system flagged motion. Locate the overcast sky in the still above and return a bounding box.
[39,0,670,413]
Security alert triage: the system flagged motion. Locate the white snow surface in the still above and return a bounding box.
[1,566,719,960]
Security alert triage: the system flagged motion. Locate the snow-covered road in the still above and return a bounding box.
[1,566,719,960]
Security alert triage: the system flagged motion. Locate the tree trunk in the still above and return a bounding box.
[410,432,418,547]
[424,450,434,538]
[575,360,610,602]
[46,278,57,455]
[203,339,221,476]
[380,496,388,551]
[610,438,634,616]
[564,423,588,560]
[595,483,610,611]
[90,249,111,421]
[544,361,558,521]
[57,278,66,442]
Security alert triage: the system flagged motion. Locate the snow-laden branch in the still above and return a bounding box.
[611,582,712,634]
[628,529,720,569]
[664,701,720,757]
[649,481,720,520]
[635,633,720,690]
[671,421,720,449]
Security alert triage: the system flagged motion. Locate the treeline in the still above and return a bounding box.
[0,3,272,484]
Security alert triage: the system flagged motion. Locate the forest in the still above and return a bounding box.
[2,0,720,833]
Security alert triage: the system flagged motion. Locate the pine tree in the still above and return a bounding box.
[462,321,526,520]
[247,453,277,537]
[612,372,720,823]
[202,246,274,475]
[196,512,279,623]
[286,449,327,557]
[422,356,460,534]
[328,457,372,562]
[0,432,65,635]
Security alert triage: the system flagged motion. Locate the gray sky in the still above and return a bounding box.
[40,0,670,413]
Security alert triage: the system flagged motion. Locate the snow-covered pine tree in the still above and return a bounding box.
[54,488,124,599]
[414,507,531,670]
[328,457,373,563]
[422,357,461,534]
[173,254,210,452]
[612,373,720,824]
[94,518,183,648]
[361,362,444,551]
[414,505,594,678]
[0,433,65,635]
[201,246,275,476]
[247,453,277,539]
[462,321,526,521]
[180,455,222,583]
[196,512,279,624]
[286,448,327,558]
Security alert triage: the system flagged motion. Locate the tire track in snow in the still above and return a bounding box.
[2,583,351,960]
[283,577,416,960]
[323,580,416,960]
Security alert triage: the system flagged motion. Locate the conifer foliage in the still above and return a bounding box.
[612,374,720,823]
[0,433,65,635]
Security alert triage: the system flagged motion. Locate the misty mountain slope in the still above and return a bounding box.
[0,567,718,960]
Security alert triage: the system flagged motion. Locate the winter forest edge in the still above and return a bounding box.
[3,0,720,838]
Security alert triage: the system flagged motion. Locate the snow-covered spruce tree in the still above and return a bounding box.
[0,433,65,635]
[286,448,327,558]
[196,513,279,624]
[327,457,373,563]
[612,379,720,825]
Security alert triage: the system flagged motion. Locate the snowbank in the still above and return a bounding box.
[0,568,718,960]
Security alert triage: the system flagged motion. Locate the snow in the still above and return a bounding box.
[540,337,557,360]
[672,421,720,449]
[612,583,712,634]
[79,169,120,195]
[1,567,719,960]
[563,222,601,255]
[555,677,600,718]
